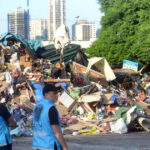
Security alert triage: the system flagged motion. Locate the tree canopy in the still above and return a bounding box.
[87,0,150,65]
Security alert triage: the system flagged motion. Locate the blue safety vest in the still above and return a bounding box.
[0,116,12,147]
[33,99,62,150]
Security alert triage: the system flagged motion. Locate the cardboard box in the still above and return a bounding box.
[59,92,76,111]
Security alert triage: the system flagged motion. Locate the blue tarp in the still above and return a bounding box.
[0,32,28,47]
[0,32,84,64]
[28,40,44,52]
[0,32,44,52]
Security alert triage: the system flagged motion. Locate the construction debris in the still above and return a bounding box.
[0,33,150,137]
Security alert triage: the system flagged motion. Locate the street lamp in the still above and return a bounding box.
[75,16,80,24]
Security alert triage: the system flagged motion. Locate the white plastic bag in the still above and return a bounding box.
[110,118,128,134]
[126,106,137,125]
[8,85,14,95]
[54,24,70,49]
[4,72,13,84]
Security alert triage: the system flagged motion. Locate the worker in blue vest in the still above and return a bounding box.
[0,103,16,150]
[33,84,68,150]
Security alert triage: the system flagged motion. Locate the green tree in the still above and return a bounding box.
[87,0,150,65]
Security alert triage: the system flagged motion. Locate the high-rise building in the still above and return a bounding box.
[48,0,66,41]
[26,0,30,40]
[8,7,29,40]
[30,19,48,40]
[72,23,76,41]
[73,20,96,41]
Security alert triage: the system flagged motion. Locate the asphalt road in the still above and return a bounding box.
[13,133,150,150]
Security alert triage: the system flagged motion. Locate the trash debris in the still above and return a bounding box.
[138,117,150,132]
[0,32,150,137]
[110,118,128,134]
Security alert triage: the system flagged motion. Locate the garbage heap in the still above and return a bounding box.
[0,33,150,137]
[59,67,150,136]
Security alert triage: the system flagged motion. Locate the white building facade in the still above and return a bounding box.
[8,7,29,39]
[48,0,66,41]
[30,19,48,40]
[74,20,96,41]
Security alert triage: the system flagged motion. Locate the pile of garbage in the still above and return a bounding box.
[59,69,150,135]
[0,33,150,137]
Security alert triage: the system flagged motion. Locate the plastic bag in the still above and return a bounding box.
[126,106,137,125]
[110,118,128,134]
[78,127,99,135]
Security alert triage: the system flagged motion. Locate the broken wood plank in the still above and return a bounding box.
[80,103,90,113]
[72,62,104,79]
[22,101,33,111]
[0,82,9,93]
[44,79,70,82]
[84,103,96,115]
[26,81,36,102]
[76,118,103,131]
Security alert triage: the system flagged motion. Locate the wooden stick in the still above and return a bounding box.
[56,83,68,93]
[84,103,96,115]
[22,101,33,111]
[26,81,36,101]
[44,79,70,82]
[76,118,103,131]
[60,48,64,65]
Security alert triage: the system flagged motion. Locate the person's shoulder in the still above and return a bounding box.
[50,105,56,109]
[49,105,57,111]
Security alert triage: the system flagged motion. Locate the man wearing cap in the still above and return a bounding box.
[33,84,68,150]
[0,103,16,150]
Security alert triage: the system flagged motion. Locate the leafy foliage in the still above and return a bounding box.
[87,0,150,65]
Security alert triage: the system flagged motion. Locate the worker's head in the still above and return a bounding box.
[43,84,61,103]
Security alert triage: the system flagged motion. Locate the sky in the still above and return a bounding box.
[0,0,103,35]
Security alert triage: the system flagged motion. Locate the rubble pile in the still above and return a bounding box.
[0,33,150,137]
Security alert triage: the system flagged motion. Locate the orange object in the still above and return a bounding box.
[106,105,117,114]
[56,62,64,70]
[137,91,146,102]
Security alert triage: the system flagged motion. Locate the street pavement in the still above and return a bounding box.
[13,132,150,150]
